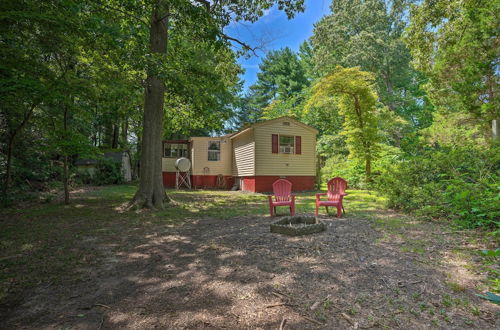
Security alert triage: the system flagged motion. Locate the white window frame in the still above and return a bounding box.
[279,135,295,154]
[164,143,188,158]
[207,140,221,161]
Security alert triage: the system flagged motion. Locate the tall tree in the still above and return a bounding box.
[250,47,309,108]
[405,0,499,141]
[0,0,69,193]
[129,1,170,209]
[129,0,305,209]
[306,67,382,182]
[0,0,102,198]
[311,0,430,130]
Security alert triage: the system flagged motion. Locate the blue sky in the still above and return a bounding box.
[225,0,331,91]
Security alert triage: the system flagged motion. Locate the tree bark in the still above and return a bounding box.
[63,105,70,205]
[104,121,114,148]
[121,118,128,147]
[112,124,119,148]
[315,153,321,190]
[129,2,170,209]
[353,95,373,183]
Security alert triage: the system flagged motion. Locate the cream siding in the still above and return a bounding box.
[190,137,232,175]
[231,130,255,176]
[254,119,316,176]
[161,157,178,172]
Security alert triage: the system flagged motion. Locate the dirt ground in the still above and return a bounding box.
[2,206,499,329]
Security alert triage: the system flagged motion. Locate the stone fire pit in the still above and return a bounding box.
[270,216,326,236]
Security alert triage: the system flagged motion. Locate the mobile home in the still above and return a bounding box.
[162,116,318,192]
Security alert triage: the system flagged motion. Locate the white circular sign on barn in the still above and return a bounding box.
[175,157,191,172]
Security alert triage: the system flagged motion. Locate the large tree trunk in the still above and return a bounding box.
[129,2,170,209]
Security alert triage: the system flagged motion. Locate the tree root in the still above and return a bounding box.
[127,191,170,211]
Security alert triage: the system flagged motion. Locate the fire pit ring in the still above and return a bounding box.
[270,216,326,236]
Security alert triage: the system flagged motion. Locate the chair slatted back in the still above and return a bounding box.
[272,179,292,202]
[327,177,347,202]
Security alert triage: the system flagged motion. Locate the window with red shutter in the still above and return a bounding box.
[272,134,278,153]
[295,136,301,154]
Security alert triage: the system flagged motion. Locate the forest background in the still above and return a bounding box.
[1,0,498,231]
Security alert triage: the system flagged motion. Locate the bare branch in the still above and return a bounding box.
[221,33,260,56]
[155,13,171,23]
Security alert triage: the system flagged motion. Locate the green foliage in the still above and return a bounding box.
[236,46,311,127]
[322,144,401,188]
[377,146,500,229]
[480,249,500,258]
[307,67,382,181]
[322,156,366,188]
[422,109,490,148]
[93,158,123,186]
[405,0,499,134]
[252,47,309,107]
[312,0,431,129]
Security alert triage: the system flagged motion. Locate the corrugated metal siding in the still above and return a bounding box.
[191,137,232,175]
[254,119,316,176]
[232,130,255,176]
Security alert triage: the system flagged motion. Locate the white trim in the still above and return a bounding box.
[278,134,295,154]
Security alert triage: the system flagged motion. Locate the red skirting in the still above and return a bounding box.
[162,172,234,189]
[191,175,234,189]
[240,176,315,193]
[162,172,176,187]
[164,172,314,192]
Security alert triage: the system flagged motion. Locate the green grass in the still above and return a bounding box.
[86,185,386,221]
[0,185,385,305]
[1,183,496,313]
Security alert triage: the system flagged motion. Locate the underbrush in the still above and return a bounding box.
[376,146,499,231]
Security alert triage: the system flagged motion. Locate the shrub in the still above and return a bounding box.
[321,156,365,188]
[376,146,500,230]
[321,144,401,189]
[93,157,123,185]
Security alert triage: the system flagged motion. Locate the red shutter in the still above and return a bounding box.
[272,134,278,153]
[295,136,301,154]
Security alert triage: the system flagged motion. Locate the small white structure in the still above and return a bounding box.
[75,151,132,182]
[175,157,191,189]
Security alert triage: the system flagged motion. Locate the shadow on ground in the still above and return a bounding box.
[0,187,498,329]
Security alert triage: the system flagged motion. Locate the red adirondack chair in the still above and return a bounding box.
[316,177,347,217]
[268,179,295,216]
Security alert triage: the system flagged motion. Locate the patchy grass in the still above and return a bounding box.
[0,185,381,305]
[0,184,498,328]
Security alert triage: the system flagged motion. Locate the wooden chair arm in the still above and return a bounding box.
[291,195,295,203]
[267,195,274,202]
